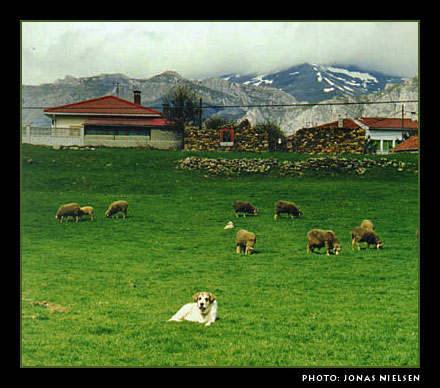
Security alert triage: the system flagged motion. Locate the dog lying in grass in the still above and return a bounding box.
[168,292,217,326]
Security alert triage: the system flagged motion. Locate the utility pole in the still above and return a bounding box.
[116,82,120,98]
[401,104,408,140]
[401,104,404,130]
[198,97,203,131]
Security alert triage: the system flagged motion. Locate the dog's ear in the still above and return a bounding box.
[192,292,200,302]
[208,293,216,302]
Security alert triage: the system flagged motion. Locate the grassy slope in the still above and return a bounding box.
[21,145,419,366]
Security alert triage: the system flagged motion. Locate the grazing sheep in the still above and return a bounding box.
[351,227,383,251]
[105,200,128,219]
[232,200,258,218]
[274,200,303,220]
[360,219,374,230]
[79,206,95,221]
[55,203,81,223]
[236,229,256,254]
[307,229,341,256]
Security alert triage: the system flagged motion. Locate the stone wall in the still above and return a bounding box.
[286,127,366,154]
[178,156,418,176]
[184,122,269,152]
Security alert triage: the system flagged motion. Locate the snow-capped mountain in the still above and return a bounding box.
[221,63,405,103]
[22,64,416,136]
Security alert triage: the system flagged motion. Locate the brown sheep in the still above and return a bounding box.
[79,206,95,221]
[274,200,303,220]
[236,229,256,254]
[351,227,383,251]
[55,203,81,223]
[105,200,128,219]
[307,229,341,256]
[360,219,374,230]
[232,200,258,218]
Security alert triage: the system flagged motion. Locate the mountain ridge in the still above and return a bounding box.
[221,63,406,103]
[22,63,417,135]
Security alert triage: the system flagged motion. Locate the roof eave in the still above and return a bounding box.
[43,111,161,118]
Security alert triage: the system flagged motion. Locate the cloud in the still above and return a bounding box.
[21,21,418,85]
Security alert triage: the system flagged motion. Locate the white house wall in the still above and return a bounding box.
[366,129,405,154]
[50,115,86,128]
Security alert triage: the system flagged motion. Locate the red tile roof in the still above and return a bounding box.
[44,95,162,116]
[314,119,361,129]
[356,117,418,129]
[84,117,174,127]
[392,135,418,152]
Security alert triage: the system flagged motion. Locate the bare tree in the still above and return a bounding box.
[162,85,200,131]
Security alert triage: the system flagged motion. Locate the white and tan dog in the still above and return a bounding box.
[168,292,217,326]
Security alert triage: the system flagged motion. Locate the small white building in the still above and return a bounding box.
[353,117,418,154]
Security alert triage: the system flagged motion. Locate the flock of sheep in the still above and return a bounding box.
[55,200,128,223]
[232,200,383,256]
[55,198,383,256]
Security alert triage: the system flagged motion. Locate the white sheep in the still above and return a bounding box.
[307,229,341,256]
[351,227,383,251]
[79,206,95,221]
[236,229,256,254]
[105,200,128,219]
[360,219,374,230]
[55,203,81,223]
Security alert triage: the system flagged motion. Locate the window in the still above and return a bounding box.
[370,140,380,153]
[85,126,151,137]
[85,127,105,135]
[220,128,234,146]
[128,128,151,137]
[383,140,394,152]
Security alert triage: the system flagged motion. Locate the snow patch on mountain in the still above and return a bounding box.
[221,63,405,103]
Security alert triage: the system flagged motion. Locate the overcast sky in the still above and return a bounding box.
[21,21,419,85]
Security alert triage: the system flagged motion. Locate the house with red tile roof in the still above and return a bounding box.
[312,116,418,154]
[40,92,181,149]
[392,135,418,153]
[353,117,418,154]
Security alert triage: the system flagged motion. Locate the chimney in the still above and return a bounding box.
[133,90,141,105]
[338,117,344,128]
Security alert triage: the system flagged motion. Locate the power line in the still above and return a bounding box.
[198,100,418,109]
[22,99,418,110]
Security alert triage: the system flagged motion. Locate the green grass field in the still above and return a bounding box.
[21,145,419,367]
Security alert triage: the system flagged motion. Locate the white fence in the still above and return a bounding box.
[22,125,84,147]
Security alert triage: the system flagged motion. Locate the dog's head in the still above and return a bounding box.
[192,292,216,314]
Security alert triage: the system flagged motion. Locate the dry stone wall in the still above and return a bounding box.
[178,156,417,176]
[287,127,366,154]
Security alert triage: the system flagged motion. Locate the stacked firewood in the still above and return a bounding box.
[184,124,269,152]
[286,127,366,154]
